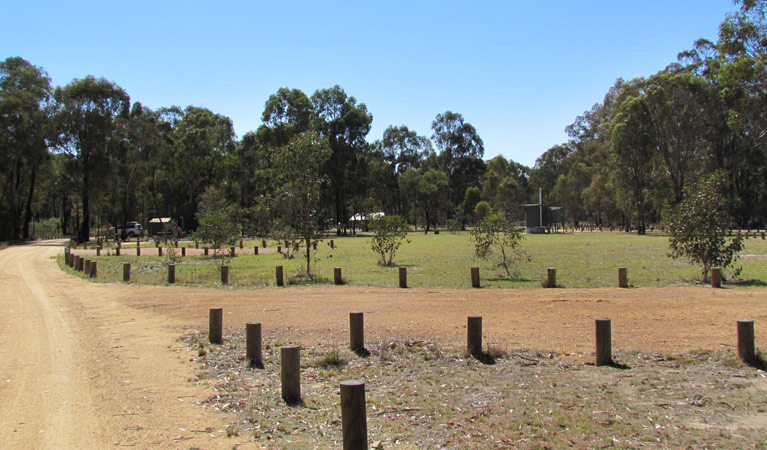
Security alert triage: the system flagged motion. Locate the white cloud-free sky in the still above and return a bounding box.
[2,0,735,167]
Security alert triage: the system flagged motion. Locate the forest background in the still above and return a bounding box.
[2,1,767,242]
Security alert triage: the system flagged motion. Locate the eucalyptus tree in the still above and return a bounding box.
[372,125,434,214]
[552,162,590,227]
[260,87,313,146]
[610,94,656,234]
[106,102,171,233]
[311,85,373,233]
[398,168,449,231]
[527,144,572,204]
[431,111,485,213]
[481,155,530,219]
[54,76,130,242]
[250,88,314,197]
[169,106,235,230]
[641,71,725,205]
[272,131,330,277]
[713,0,767,225]
[0,57,53,240]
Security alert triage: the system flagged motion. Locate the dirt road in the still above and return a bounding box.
[2,241,766,449]
[0,241,249,449]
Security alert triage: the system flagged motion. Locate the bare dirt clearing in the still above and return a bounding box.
[2,241,767,448]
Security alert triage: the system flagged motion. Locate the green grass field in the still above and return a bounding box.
[60,231,767,289]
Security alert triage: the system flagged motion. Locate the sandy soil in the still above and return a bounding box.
[2,241,767,449]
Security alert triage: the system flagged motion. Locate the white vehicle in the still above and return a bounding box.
[112,222,144,239]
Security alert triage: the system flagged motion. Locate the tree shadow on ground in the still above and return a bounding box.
[487,276,532,283]
[726,279,767,287]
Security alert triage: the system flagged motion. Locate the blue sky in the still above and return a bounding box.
[2,1,735,167]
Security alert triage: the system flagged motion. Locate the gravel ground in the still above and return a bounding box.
[184,328,767,449]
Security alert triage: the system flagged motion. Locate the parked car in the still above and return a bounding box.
[111,222,144,239]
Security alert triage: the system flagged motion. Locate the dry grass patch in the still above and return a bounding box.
[181,330,767,449]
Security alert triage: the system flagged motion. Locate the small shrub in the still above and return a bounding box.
[471,212,531,278]
[315,349,346,368]
[369,214,411,266]
[668,172,743,282]
[485,343,508,360]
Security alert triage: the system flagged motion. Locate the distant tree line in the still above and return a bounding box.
[531,0,767,233]
[1,0,766,243]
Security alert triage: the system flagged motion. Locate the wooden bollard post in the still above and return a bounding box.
[115,247,120,256]
[204,247,209,256]
[209,307,223,344]
[246,322,262,368]
[471,267,480,288]
[399,267,407,288]
[312,241,317,250]
[334,267,343,285]
[90,261,98,278]
[711,267,722,288]
[77,256,84,271]
[181,247,186,257]
[595,319,612,366]
[239,239,243,249]
[467,316,482,357]
[117,240,121,249]
[280,345,301,404]
[350,312,364,352]
[123,263,131,282]
[136,246,141,256]
[331,240,335,249]
[340,380,368,450]
[221,265,229,285]
[762,231,765,240]
[84,260,91,275]
[195,240,199,249]
[96,247,101,256]
[546,268,556,288]
[618,268,628,288]
[254,246,259,255]
[230,247,235,257]
[168,264,175,283]
[276,266,284,286]
[737,319,756,364]
[158,246,163,257]
[277,245,282,254]
[262,239,266,248]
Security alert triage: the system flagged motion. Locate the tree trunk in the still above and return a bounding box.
[22,166,37,239]
[305,236,312,277]
[80,160,91,243]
